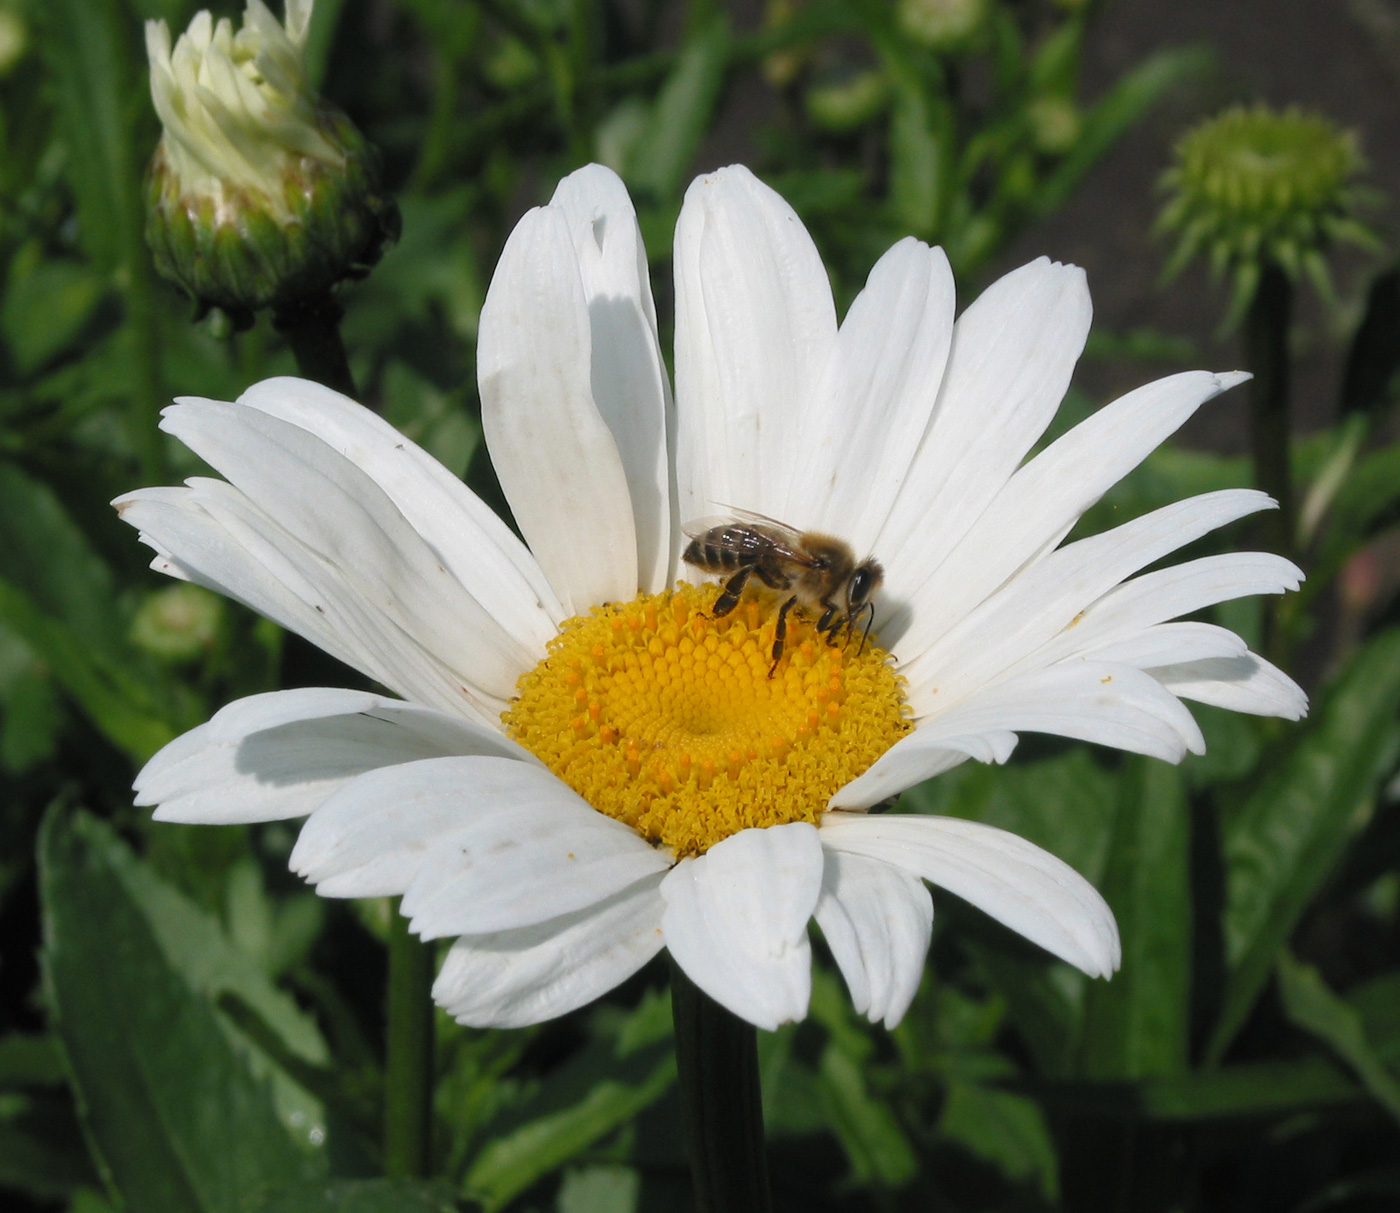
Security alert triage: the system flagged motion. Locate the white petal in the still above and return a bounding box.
[402,793,671,938]
[890,370,1249,654]
[291,755,542,896]
[830,728,1018,810]
[235,377,563,646]
[1152,653,1308,720]
[478,204,639,612]
[673,165,838,525]
[840,661,1202,809]
[138,688,530,824]
[940,660,1204,758]
[784,239,955,553]
[659,823,824,1031]
[813,848,932,1028]
[146,400,537,710]
[549,165,675,594]
[293,757,667,915]
[1037,552,1304,663]
[1080,621,1248,668]
[132,476,507,722]
[820,812,1120,978]
[433,874,666,1028]
[900,489,1275,698]
[876,258,1091,604]
[117,483,351,669]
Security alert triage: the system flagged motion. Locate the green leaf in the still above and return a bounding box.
[1277,953,1400,1127]
[815,1044,917,1187]
[1210,629,1400,1061]
[250,1179,464,1213]
[39,810,321,1213]
[905,751,1115,1075]
[0,635,65,773]
[902,748,1118,888]
[1027,15,1084,93]
[806,967,916,1186]
[625,15,729,201]
[345,189,484,343]
[302,0,349,89]
[31,0,145,273]
[0,1083,99,1200]
[968,947,1082,1077]
[104,841,333,1150]
[0,575,174,760]
[1134,1060,1361,1120]
[887,83,944,238]
[0,1034,66,1087]
[1350,971,1400,1065]
[0,458,177,759]
[463,995,677,1211]
[0,459,126,657]
[1320,441,1400,560]
[939,1081,1058,1198]
[1019,1056,1365,1121]
[1,256,109,376]
[556,1165,641,1213]
[1079,758,1191,1079]
[756,1026,825,1138]
[381,361,481,482]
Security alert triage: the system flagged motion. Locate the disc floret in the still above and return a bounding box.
[504,584,910,858]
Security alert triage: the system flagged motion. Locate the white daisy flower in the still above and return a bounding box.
[117,164,1306,1033]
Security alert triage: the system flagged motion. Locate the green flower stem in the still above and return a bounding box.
[123,250,171,485]
[384,903,434,1178]
[670,959,773,1213]
[1244,260,1294,658]
[272,293,358,401]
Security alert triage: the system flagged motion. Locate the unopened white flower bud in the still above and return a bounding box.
[144,0,398,322]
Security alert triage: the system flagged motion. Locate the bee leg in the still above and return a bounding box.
[769,596,798,677]
[816,601,840,635]
[856,603,875,656]
[712,565,754,617]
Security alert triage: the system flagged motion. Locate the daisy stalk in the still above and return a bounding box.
[1159,105,1377,599]
[117,164,1306,1200]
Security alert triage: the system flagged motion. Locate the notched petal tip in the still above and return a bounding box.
[1214,369,1252,392]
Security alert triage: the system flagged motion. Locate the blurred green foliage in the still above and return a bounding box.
[1,1,1399,1211]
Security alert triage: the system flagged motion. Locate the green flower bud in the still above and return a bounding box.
[1158,105,1379,320]
[144,0,399,324]
[130,584,224,662]
[0,6,28,78]
[896,0,988,52]
[805,69,888,133]
[1027,95,1081,156]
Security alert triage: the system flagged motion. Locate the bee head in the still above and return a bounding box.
[847,559,884,612]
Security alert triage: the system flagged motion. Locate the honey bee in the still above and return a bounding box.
[682,510,884,676]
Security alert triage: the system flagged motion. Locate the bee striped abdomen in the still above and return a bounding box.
[685,527,766,573]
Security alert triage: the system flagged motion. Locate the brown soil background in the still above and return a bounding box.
[705,0,1400,452]
[1000,0,1400,450]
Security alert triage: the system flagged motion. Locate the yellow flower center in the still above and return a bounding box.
[503,583,910,858]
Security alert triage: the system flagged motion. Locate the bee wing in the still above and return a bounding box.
[711,503,808,534]
[681,512,817,564]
